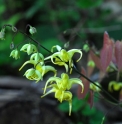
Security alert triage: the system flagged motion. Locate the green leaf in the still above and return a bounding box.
[72,97,85,112]
[3,13,22,25]
[24,0,50,19]
[76,0,103,9]
[58,96,86,113]
[58,101,69,112]
[81,105,96,116]
[35,25,56,40]
[0,5,6,15]
[90,111,104,124]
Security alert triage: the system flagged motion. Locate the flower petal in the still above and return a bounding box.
[51,45,62,52]
[19,60,35,71]
[41,65,57,77]
[68,49,82,62]
[69,78,84,92]
[43,77,61,94]
[52,58,69,72]
[41,89,55,98]
[30,52,44,63]
[69,100,72,116]
[20,44,28,52]
[10,49,20,60]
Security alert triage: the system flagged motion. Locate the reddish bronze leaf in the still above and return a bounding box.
[77,67,90,99]
[100,32,113,72]
[88,90,94,108]
[100,45,113,72]
[115,41,122,71]
[90,50,102,70]
[119,90,122,101]
[103,31,110,47]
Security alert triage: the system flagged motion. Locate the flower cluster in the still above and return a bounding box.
[18,43,57,82]
[42,73,83,115]
[45,45,82,74]
[9,31,84,115]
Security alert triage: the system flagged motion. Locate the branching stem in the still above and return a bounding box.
[4,24,121,105]
[3,24,52,54]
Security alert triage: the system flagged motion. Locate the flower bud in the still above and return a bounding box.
[87,60,95,67]
[64,41,69,48]
[83,44,90,52]
[29,26,37,35]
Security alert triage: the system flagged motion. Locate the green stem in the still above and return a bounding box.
[3,24,52,54]
[19,30,51,53]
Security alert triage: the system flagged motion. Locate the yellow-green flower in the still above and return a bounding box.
[51,45,62,52]
[19,59,57,82]
[24,68,42,82]
[90,82,101,92]
[41,73,84,116]
[43,73,84,94]
[30,52,44,63]
[45,45,82,73]
[41,83,72,116]
[10,49,20,60]
[108,81,122,92]
[52,57,69,72]
[20,43,37,55]
[35,63,57,78]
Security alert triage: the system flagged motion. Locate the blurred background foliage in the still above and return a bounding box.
[0,0,122,124]
[58,95,104,124]
[0,0,122,76]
